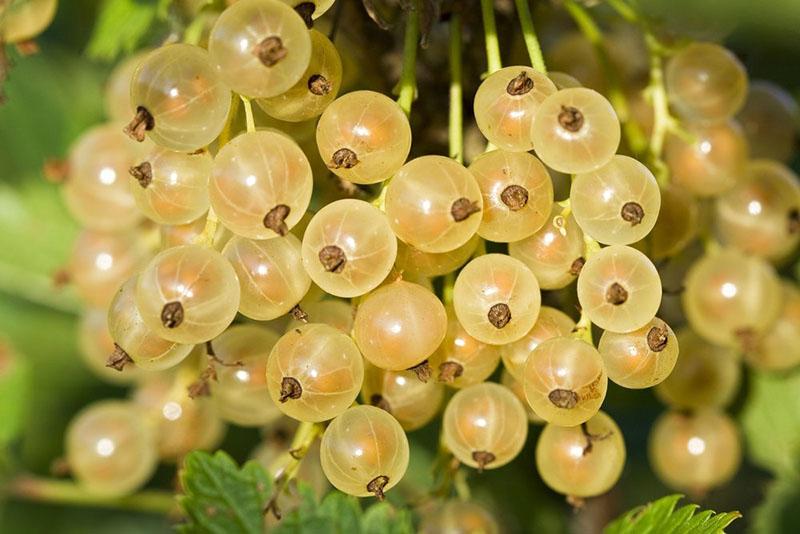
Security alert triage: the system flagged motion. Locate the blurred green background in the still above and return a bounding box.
[2,1,800,532]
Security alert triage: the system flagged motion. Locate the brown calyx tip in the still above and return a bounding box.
[735,327,758,353]
[472,451,496,473]
[253,36,288,67]
[451,197,481,222]
[788,208,800,234]
[129,161,153,188]
[580,421,612,456]
[569,257,586,276]
[487,303,511,329]
[106,344,133,371]
[308,74,332,95]
[370,393,392,413]
[366,475,390,500]
[647,324,669,352]
[263,204,291,236]
[329,148,359,169]
[500,185,529,211]
[318,244,347,273]
[279,376,302,402]
[290,304,308,323]
[437,361,464,383]
[43,158,69,183]
[409,360,432,382]
[620,201,645,225]
[605,282,628,305]
[161,301,184,328]
[188,365,216,399]
[506,71,534,96]
[123,107,154,142]
[558,105,584,132]
[548,388,579,409]
[294,2,316,28]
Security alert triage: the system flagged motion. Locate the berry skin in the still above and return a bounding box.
[576,245,662,333]
[266,323,364,422]
[301,199,397,298]
[536,411,625,498]
[531,88,621,174]
[737,80,799,162]
[394,234,481,278]
[385,155,484,253]
[65,401,158,496]
[0,0,57,43]
[443,382,529,471]
[135,245,241,344]
[316,90,411,185]
[468,150,554,242]
[361,362,445,431]
[473,66,558,152]
[746,282,800,372]
[523,336,607,427]
[501,306,576,381]
[128,44,231,151]
[209,130,313,240]
[453,254,542,345]
[208,0,312,98]
[353,280,447,372]
[598,317,679,389]
[320,405,409,499]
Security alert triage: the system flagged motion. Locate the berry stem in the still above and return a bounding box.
[644,32,674,186]
[192,207,219,248]
[442,271,456,306]
[448,11,464,164]
[513,0,547,74]
[563,0,648,156]
[218,94,240,148]
[8,475,176,514]
[479,0,502,75]
[240,95,256,133]
[396,0,420,116]
[264,421,323,517]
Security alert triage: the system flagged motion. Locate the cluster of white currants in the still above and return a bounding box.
[46,0,800,512]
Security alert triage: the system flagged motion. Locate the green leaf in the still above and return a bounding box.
[86,0,159,61]
[318,492,362,533]
[361,502,414,534]
[740,370,800,475]
[0,344,30,448]
[178,451,272,534]
[604,494,741,534]
[749,475,800,534]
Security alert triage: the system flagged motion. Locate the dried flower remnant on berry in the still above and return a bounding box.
[788,208,800,233]
[367,475,390,500]
[647,325,669,352]
[548,388,579,409]
[129,162,152,188]
[123,106,154,142]
[318,245,347,273]
[558,105,584,132]
[161,301,184,328]
[279,376,303,402]
[487,303,512,329]
[409,360,433,382]
[263,204,291,235]
[330,148,359,169]
[580,422,612,456]
[438,361,464,383]
[506,72,534,95]
[308,73,332,95]
[501,185,529,211]
[605,283,628,305]
[472,450,496,472]
[105,344,133,371]
[570,257,586,276]
[370,393,392,413]
[451,197,481,222]
[620,202,645,225]
[253,36,288,67]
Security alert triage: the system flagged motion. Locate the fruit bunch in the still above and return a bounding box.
[26,0,800,524]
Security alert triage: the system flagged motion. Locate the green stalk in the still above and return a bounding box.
[396,0,420,116]
[514,0,547,73]
[479,0,502,75]
[448,12,463,163]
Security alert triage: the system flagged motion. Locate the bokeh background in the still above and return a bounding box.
[2,0,800,532]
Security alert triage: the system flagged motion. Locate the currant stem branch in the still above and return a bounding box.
[396,0,420,116]
[448,11,464,163]
[563,0,647,156]
[240,95,256,133]
[514,0,547,73]
[480,0,502,75]
[8,475,176,514]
